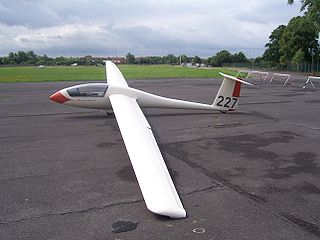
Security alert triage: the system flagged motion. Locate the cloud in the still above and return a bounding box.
[0,0,301,57]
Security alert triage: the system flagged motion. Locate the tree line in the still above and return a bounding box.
[126,50,249,66]
[0,50,250,67]
[0,51,107,66]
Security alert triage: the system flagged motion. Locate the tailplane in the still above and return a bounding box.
[213,73,253,112]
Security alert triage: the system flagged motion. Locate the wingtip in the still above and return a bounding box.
[103,60,115,68]
[104,60,112,66]
[148,206,187,219]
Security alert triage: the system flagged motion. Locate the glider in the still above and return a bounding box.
[50,61,252,218]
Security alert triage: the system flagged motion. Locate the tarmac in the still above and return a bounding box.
[0,74,320,239]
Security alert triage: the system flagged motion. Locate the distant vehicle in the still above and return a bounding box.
[71,63,78,67]
[38,65,44,69]
[50,61,252,218]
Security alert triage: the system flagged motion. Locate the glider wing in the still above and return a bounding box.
[109,94,186,218]
[106,61,186,218]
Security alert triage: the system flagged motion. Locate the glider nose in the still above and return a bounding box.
[50,91,70,104]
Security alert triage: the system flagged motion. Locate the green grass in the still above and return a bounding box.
[0,65,237,83]
[0,66,105,83]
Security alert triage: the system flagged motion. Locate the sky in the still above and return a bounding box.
[0,0,302,58]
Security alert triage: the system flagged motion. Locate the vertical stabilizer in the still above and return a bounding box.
[213,73,253,112]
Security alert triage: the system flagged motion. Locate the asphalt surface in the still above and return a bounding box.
[1,74,320,239]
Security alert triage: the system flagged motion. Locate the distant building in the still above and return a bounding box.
[105,57,126,64]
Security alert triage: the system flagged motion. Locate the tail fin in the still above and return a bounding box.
[213,73,253,112]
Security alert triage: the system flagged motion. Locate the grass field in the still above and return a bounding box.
[0,65,236,83]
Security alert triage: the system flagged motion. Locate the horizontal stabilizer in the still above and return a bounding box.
[219,72,254,86]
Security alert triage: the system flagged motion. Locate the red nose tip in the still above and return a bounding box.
[50,91,70,104]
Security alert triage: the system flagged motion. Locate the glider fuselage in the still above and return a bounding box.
[51,83,219,111]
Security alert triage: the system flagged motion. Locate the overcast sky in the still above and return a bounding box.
[0,0,301,57]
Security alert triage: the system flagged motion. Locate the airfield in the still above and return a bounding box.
[1,74,320,239]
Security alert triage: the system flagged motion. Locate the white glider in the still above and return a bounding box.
[50,61,252,218]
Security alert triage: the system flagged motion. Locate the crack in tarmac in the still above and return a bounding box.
[242,100,293,105]
[283,120,320,131]
[0,199,144,225]
[0,111,99,119]
[154,120,279,133]
[0,185,219,226]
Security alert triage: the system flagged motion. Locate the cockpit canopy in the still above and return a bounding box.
[67,84,108,97]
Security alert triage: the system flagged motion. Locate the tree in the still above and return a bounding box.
[279,16,318,64]
[55,56,67,66]
[84,55,93,66]
[125,52,136,64]
[150,56,163,64]
[163,54,178,65]
[254,57,263,65]
[17,51,29,64]
[180,55,189,64]
[26,51,37,64]
[232,52,249,63]
[192,56,202,65]
[215,50,233,66]
[262,25,286,66]
[292,48,305,63]
[206,56,218,67]
[288,0,320,30]
[42,54,51,65]
[205,50,248,67]
[7,52,16,64]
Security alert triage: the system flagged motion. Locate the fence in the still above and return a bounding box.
[222,62,320,74]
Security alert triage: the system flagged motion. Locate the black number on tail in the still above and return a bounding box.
[216,96,224,106]
[231,97,238,108]
[224,97,231,108]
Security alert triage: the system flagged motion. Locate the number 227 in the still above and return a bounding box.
[216,96,238,108]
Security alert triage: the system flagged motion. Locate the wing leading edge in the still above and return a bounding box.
[109,94,186,218]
